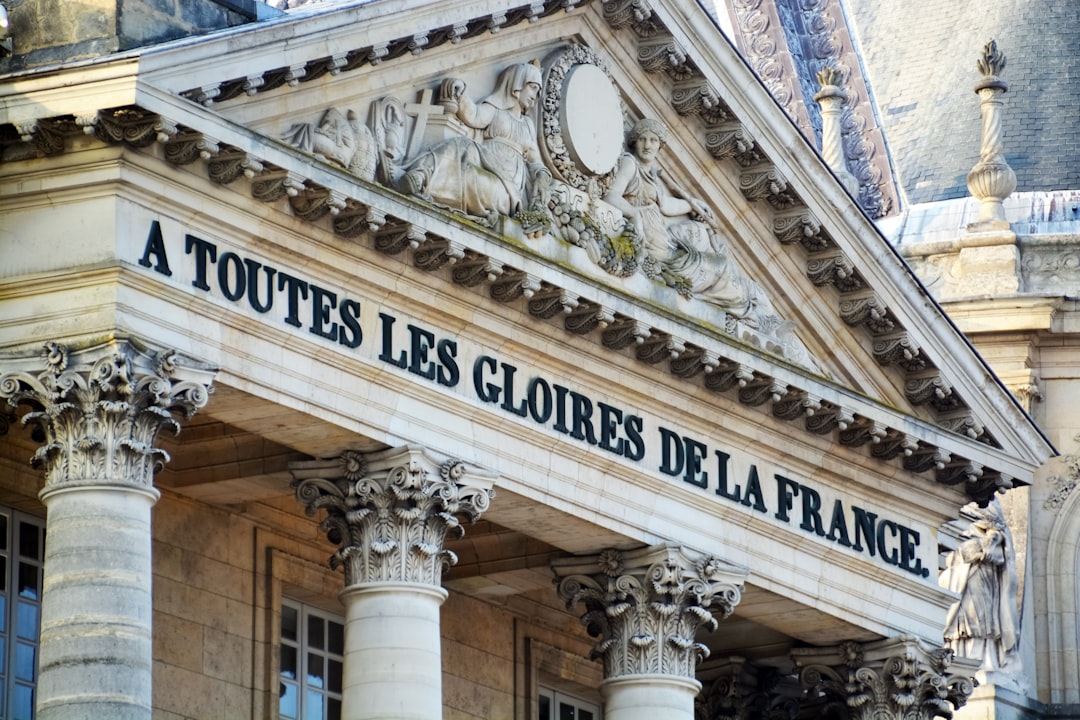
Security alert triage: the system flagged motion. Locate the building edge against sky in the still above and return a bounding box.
[0,1,1074,719]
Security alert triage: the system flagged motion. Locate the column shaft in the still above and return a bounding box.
[37,484,159,720]
[291,446,496,720]
[602,674,698,720]
[340,583,447,720]
[0,340,214,720]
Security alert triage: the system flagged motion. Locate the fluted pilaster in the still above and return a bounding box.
[793,636,978,720]
[966,40,1016,229]
[0,338,215,720]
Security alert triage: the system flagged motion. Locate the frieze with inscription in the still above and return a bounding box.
[135,221,934,579]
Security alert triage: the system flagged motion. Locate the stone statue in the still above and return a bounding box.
[941,499,1021,680]
[399,62,551,222]
[603,118,769,325]
[282,107,378,181]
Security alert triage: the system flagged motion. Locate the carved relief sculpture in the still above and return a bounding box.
[604,118,773,327]
[399,62,551,225]
[278,44,812,366]
[283,107,379,181]
[940,499,1022,684]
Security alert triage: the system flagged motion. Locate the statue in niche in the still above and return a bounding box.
[399,62,551,225]
[603,119,772,327]
[282,107,378,181]
[941,499,1022,681]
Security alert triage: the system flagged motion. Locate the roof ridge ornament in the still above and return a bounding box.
[966,40,1016,232]
[813,66,860,197]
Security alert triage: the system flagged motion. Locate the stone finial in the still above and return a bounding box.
[967,40,1016,229]
[0,339,215,490]
[793,636,978,720]
[291,444,497,587]
[976,40,1007,85]
[812,66,860,197]
[553,544,748,681]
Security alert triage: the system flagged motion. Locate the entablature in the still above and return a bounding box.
[0,0,1053,501]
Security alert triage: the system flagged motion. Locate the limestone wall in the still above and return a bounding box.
[147,490,599,719]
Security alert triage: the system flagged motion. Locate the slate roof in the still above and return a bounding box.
[844,0,1080,205]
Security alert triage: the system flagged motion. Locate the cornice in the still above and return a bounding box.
[0,0,1052,502]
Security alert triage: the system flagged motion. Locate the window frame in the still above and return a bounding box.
[538,686,600,720]
[0,508,45,720]
[278,597,345,720]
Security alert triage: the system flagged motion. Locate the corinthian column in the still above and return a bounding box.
[291,445,496,720]
[553,544,748,720]
[0,339,214,720]
[793,636,979,719]
[967,40,1016,229]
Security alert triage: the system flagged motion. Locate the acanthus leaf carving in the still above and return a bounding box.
[553,545,747,680]
[794,637,977,720]
[291,446,496,587]
[0,340,214,489]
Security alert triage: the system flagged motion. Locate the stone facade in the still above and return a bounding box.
[0,1,1060,719]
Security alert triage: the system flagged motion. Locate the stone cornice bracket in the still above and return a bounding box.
[813,66,860,197]
[93,107,175,148]
[290,444,497,588]
[793,636,978,720]
[0,339,215,492]
[552,544,748,681]
[966,40,1016,230]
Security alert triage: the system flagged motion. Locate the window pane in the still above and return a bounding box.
[17,563,37,600]
[12,683,32,720]
[281,605,298,643]
[0,594,6,632]
[14,643,33,682]
[328,620,344,655]
[0,556,6,594]
[0,513,8,550]
[279,682,298,719]
[328,659,342,693]
[16,603,37,641]
[328,697,342,720]
[0,635,6,674]
[559,702,576,720]
[307,652,324,688]
[539,694,551,720]
[305,689,323,719]
[580,711,594,720]
[308,614,324,650]
[17,523,38,561]
[280,645,297,680]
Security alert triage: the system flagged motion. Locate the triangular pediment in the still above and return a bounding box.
[16,0,1046,500]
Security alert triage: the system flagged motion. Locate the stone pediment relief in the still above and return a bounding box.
[5,0,1044,502]
[276,43,812,367]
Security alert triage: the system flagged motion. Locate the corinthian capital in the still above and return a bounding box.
[793,636,978,720]
[0,338,215,490]
[291,444,497,587]
[553,544,748,681]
